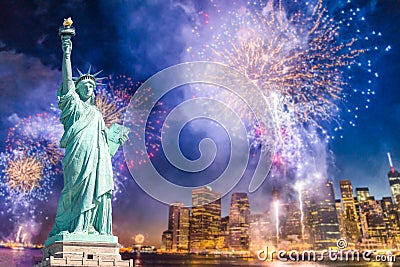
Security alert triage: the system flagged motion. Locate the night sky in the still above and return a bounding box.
[0,0,399,247]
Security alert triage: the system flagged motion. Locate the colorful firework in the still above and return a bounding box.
[123,84,165,170]
[5,155,43,194]
[0,75,142,213]
[190,0,378,123]
[0,149,59,223]
[96,75,165,199]
[5,112,64,167]
[186,0,382,171]
[107,74,141,104]
[1,112,63,204]
[95,93,126,128]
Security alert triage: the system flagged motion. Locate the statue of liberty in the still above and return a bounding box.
[47,18,128,241]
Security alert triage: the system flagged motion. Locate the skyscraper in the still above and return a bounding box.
[216,216,230,251]
[282,201,302,239]
[304,179,341,249]
[356,187,370,203]
[339,180,361,244]
[161,230,173,252]
[335,199,345,238]
[388,170,400,205]
[360,197,387,248]
[229,193,250,251]
[339,180,358,221]
[168,202,190,252]
[314,180,340,249]
[381,197,400,248]
[190,187,221,252]
[249,213,274,252]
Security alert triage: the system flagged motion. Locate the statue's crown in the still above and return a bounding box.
[73,65,106,86]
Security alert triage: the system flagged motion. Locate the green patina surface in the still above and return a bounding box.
[45,232,119,247]
[46,23,128,246]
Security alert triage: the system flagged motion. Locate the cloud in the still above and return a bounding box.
[7,113,21,124]
[97,0,200,79]
[0,51,60,145]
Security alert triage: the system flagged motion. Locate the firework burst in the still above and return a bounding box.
[187,0,381,171]
[193,0,373,124]
[6,112,64,167]
[95,93,126,128]
[5,155,43,194]
[1,112,63,203]
[96,75,163,199]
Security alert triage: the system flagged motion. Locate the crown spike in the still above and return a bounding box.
[76,68,84,76]
[93,69,103,77]
[75,65,105,86]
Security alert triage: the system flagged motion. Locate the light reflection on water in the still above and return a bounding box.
[0,247,42,267]
[0,248,398,267]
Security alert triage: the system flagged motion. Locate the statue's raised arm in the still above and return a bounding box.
[61,36,74,94]
[59,17,75,95]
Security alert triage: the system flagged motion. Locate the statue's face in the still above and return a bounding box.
[76,80,95,102]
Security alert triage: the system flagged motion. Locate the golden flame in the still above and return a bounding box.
[63,17,73,27]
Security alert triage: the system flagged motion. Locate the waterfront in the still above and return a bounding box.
[0,247,42,267]
[1,248,399,267]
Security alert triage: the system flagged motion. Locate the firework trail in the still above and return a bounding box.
[21,233,27,244]
[274,201,279,246]
[15,225,22,243]
[297,185,305,240]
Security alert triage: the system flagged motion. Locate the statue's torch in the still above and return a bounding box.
[58,17,76,37]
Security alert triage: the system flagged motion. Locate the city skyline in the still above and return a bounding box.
[158,174,400,253]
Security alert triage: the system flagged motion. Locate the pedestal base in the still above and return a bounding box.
[34,241,133,267]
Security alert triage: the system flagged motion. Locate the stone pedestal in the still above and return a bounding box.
[34,240,133,266]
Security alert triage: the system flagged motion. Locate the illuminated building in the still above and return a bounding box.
[339,180,361,244]
[359,197,387,249]
[387,153,400,205]
[229,193,250,251]
[282,201,301,239]
[249,213,273,252]
[339,180,358,221]
[381,197,400,248]
[161,230,172,252]
[303,179,341,249]
[356,187,370,203]
[168,202,190,252]
[190,187,221,252]
[216,216,230,251]
[335,199,345,238]
[388,170,400,205]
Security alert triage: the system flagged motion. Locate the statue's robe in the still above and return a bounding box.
[49,85,113,236]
